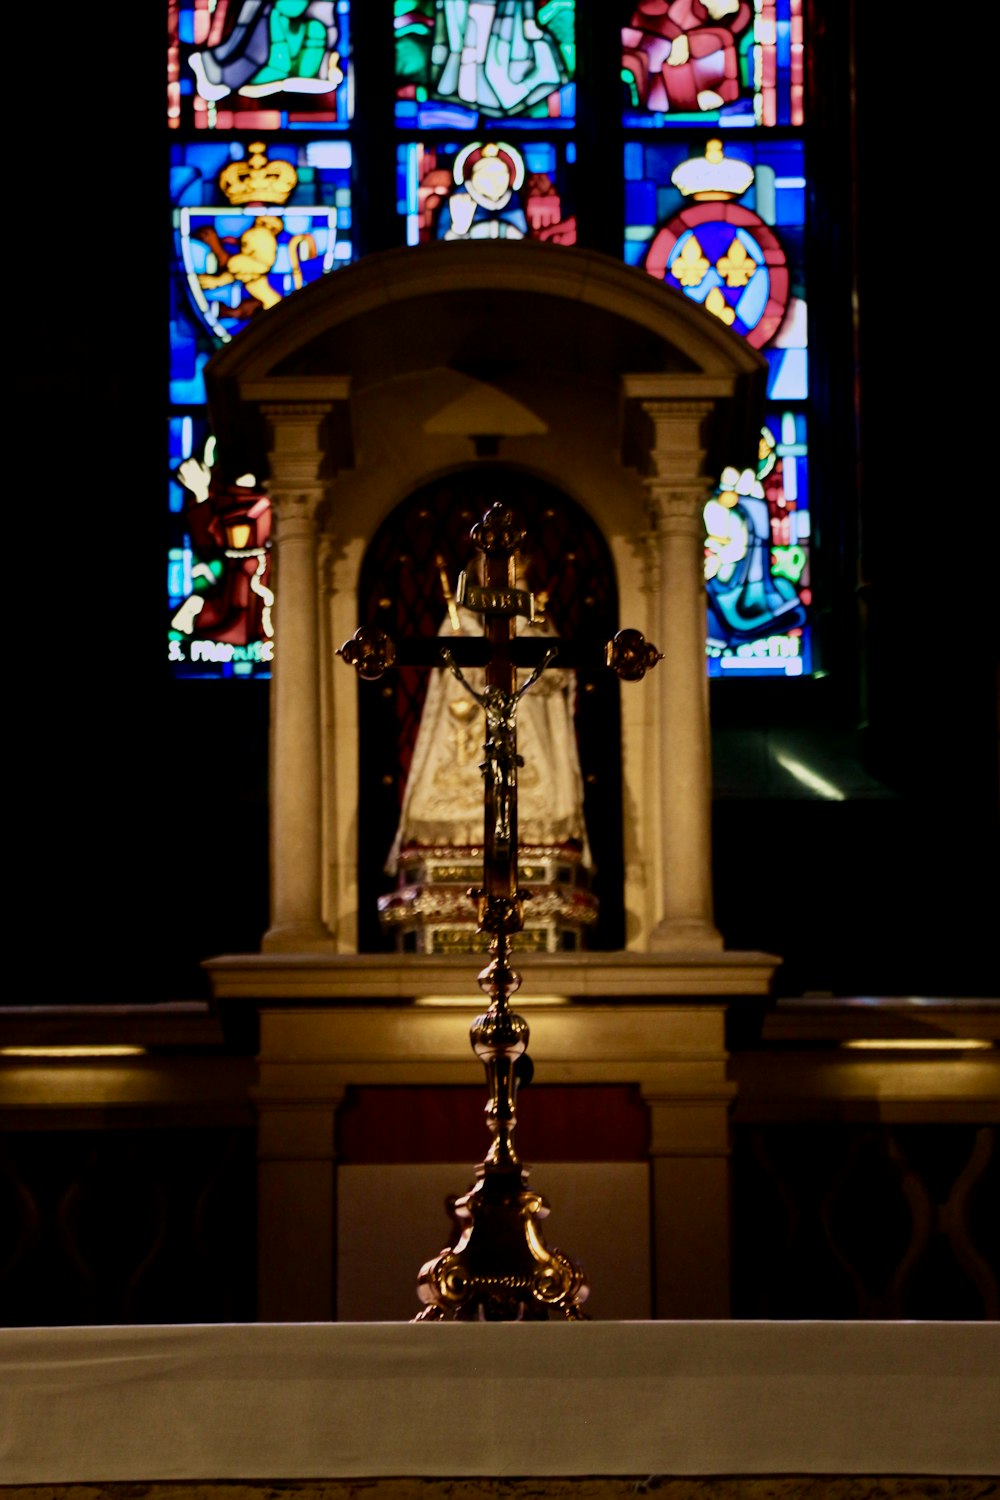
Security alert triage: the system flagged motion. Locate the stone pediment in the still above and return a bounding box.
[204,241,767,482]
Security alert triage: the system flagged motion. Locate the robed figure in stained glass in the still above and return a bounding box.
[397,1,571,121]
[189,0,344,102]
[622,0,752,118]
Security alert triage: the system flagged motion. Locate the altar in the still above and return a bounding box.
[3,1321,997,1490]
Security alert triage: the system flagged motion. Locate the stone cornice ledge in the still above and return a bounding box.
[203,951,780,1001]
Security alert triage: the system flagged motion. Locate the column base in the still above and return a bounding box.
[261,922,338,953]
[648,918,724,953]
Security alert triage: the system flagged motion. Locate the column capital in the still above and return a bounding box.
[645,479,712,534]
[639,397,717,423]
[260,399,337,422]
[261,403,336,529]
[270,487,327,540]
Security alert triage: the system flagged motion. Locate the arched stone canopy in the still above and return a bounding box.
[203,241,769,958]
[208,241,765,495]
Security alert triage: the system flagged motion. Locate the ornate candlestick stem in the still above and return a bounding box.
[472,930,527,1171]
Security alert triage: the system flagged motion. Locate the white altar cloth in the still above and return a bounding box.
[2,1321,998,1483]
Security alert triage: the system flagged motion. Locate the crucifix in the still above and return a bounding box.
[339,502,661,1320]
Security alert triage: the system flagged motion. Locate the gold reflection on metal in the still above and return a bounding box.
[415,993,570,1008]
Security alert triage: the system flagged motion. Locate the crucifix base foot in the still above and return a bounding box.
[413,1166,589,1321]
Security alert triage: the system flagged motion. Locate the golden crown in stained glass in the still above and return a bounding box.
[218,142,298,206]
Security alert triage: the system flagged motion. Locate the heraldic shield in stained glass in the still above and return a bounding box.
[626,136,807,401]
[170,0,353,130]
[172,139,352,353]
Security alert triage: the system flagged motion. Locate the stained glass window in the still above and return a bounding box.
[620,6,812,678]
[170,0,354,129]
[395,2,576,129]
[168,419,275,678]
[164,1,826,683]
[625,137,807,396]
[621,0,803,129]
[705,412,811,678]
[396,138,576,244]
[167,5,355,679]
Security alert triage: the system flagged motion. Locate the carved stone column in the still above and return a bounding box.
[645,400,723,951]
[261,402,336,952]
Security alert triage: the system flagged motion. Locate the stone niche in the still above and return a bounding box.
[204,239,774,967]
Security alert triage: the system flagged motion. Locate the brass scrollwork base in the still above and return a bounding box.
[414,1166,589,1321]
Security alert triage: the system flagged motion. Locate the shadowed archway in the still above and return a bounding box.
[357,466,623,952]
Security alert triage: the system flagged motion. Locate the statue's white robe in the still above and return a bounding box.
[385,608,592,872]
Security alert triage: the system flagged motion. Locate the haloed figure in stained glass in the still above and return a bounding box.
[189,0,344,103]
[438,141,528,238]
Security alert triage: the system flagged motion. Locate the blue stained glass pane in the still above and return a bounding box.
[624,142,644,180]
[768,348,808,402]
[524,143,557,174]
[419,104,479,130]
[167,549,192,603]
[625,180,657,226]
[773,181,806,227]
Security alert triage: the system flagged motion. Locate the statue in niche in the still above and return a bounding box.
[381,555,595,953]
